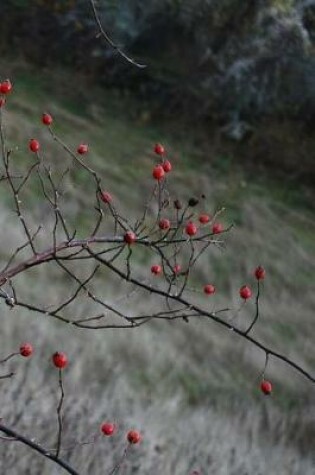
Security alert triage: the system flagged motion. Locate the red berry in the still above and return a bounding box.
[0,98,6,108]
[199,214,210,224]
[154,143,165,155]
[173,264,181,274]
[162,160,172,173]
[0,80,12,94]
[239,285,252,300]
[255,266,266,280]
[185,221,198,236]
[204,284,215,295]
[42,113,53,126]
[52,352,68,369]
[127,430,141,444]
[29,139,40,153]
[152,164,165,180]
[212,222,224,234]
[77,143,88,155]
[100,191,112,204]
[159,218,170,230]
[124,231,136,245]
[260,380,272,395]
[19,343,33,358]
[101,422,116,436]
[151,264,162,275]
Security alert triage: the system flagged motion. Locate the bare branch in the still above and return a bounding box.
[0,372,15,380]
[56,369,65,458]
[0,423,79,475]
[86,248,315,384]
[244,280,261,335]
[88,0,146,69]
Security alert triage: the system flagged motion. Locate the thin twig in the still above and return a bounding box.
[89,0,146,69]
[0,423,79,475]
[87,249,315,384]
[56,369,65,458]
[0,372,15,380]
[244,280,261,335]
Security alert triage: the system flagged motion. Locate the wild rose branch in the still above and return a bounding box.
[0,77,314,474]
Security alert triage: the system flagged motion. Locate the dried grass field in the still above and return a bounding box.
[0,66,314,474]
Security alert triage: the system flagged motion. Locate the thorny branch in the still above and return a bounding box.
[0,73,314,475]
[0,103,314,384]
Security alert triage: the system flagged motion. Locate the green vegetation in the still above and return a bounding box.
[1,0,315,184]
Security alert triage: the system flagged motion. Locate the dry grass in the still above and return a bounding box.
[0,71,314,474]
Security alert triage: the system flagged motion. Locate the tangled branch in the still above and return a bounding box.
[0,82,314,474]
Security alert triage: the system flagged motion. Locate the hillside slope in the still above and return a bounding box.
[0,65,314,474]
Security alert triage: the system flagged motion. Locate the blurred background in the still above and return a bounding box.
[0,0,314,474]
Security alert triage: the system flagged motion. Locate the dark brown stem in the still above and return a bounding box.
[0,423,79,475]
[0,352,19,364]
[87,249,315,384]
[108,445,130,475]
[244,280,261,335]
[56,369,65,458]
[0,234,221,286]
[0,372,15,380]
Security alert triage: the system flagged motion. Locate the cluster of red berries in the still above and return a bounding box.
[152,146,225,237]
[185,220,226,237]
[150,263,185,276]
[151,262,183,276]
[158,217,223,240]
[28,113,89,156]
[101,423,141,444]
[203,267,266,299]
[185,220,224,236]
[239,266,266,301]
[152,143,172,180]
[15,344,143,443]
[27,114,53,153]
[17,344,67,371]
